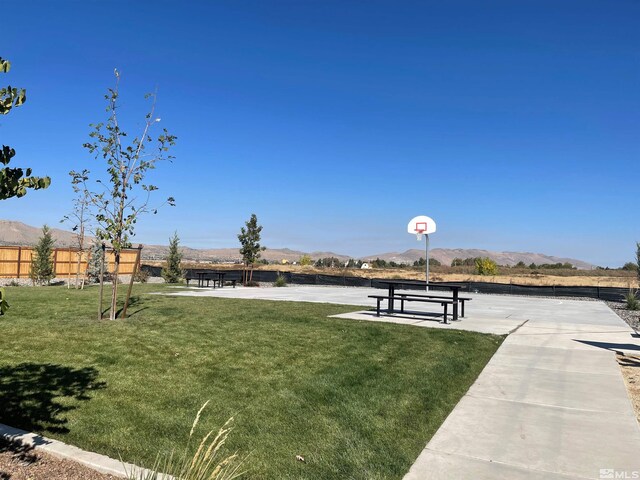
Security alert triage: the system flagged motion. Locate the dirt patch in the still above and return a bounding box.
[617,354,640,424]
[0,438,118,480]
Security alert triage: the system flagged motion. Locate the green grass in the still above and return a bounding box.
[0,284,502,479]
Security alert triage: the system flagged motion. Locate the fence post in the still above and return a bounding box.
[16,247,22,278]
[53,249,58,279]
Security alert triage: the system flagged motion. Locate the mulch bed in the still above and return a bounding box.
[0,438,119,480]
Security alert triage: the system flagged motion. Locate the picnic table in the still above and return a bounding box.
[195,270,227,288]
[374,279,466,321]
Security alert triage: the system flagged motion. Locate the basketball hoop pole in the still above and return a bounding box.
[425,234,430,291]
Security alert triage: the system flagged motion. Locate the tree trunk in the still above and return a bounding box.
[110,252,120,320]
[75,251,82,289]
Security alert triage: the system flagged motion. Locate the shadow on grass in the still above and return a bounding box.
[0,363,106,434]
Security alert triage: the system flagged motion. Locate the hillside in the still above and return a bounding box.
[0,219,593,269]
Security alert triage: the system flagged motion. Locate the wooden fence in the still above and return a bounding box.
[0,246,142,278]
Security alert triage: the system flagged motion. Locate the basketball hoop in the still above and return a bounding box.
[407,215,437,290]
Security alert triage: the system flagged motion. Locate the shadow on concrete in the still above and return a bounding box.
[574,339,640,353]
[0,363,106,435]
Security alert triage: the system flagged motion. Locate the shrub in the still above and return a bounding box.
[626,289,639,311]
[475,257,498,276]
[133,269,149,284]
[274,275,287,287]
[0,288,9,316]
[298,255,312,266]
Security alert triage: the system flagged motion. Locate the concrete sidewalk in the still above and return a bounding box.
[404,300,640,479]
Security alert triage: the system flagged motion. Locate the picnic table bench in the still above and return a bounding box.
[395,292,472,318]
[368,294,456,323]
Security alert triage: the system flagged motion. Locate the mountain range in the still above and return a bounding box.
[0,219,593,269]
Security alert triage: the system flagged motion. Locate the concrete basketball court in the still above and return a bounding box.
[164,285,640,479]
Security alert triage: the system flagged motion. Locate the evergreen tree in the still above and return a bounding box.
[87,241,105,282]
[162,231,183,283]
[238,214,265,285]
[30,225,55,285]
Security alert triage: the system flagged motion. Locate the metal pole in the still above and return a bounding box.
[425,234,430,291]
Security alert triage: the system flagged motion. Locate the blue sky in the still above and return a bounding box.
[1,0,638,266]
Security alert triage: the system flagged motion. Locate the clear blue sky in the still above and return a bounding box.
[2,0,638,266]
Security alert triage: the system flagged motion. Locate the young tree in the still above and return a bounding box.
[30,225,55,285]
[1,57,50,200]
[238,214,265,285]
[162,231,184,283]
[61,169,93,289]
[83,70,176,320]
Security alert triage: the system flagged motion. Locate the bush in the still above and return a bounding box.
[475,257,498,276]
[274,275,287,287]
[625,289,639,311]
[245,280,259,287]
[298,255,312,266]
[133,269,149,283]
[0,288,9,316]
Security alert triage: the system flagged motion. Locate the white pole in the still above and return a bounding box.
[425,234,430,291]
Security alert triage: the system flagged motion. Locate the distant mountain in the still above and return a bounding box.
[0,219,593,269]
[0,220,80,246]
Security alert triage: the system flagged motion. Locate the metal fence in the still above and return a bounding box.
[140,266,632,302]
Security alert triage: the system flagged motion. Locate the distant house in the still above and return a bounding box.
[361,263,370,269]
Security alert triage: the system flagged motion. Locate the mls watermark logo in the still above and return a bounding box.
[600,469,640,479]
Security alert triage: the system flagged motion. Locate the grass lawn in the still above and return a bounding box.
[0,283,503,479]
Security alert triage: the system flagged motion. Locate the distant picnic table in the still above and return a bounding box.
[186,270,236,288]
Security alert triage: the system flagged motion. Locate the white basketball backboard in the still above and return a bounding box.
[407,215,436,235]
